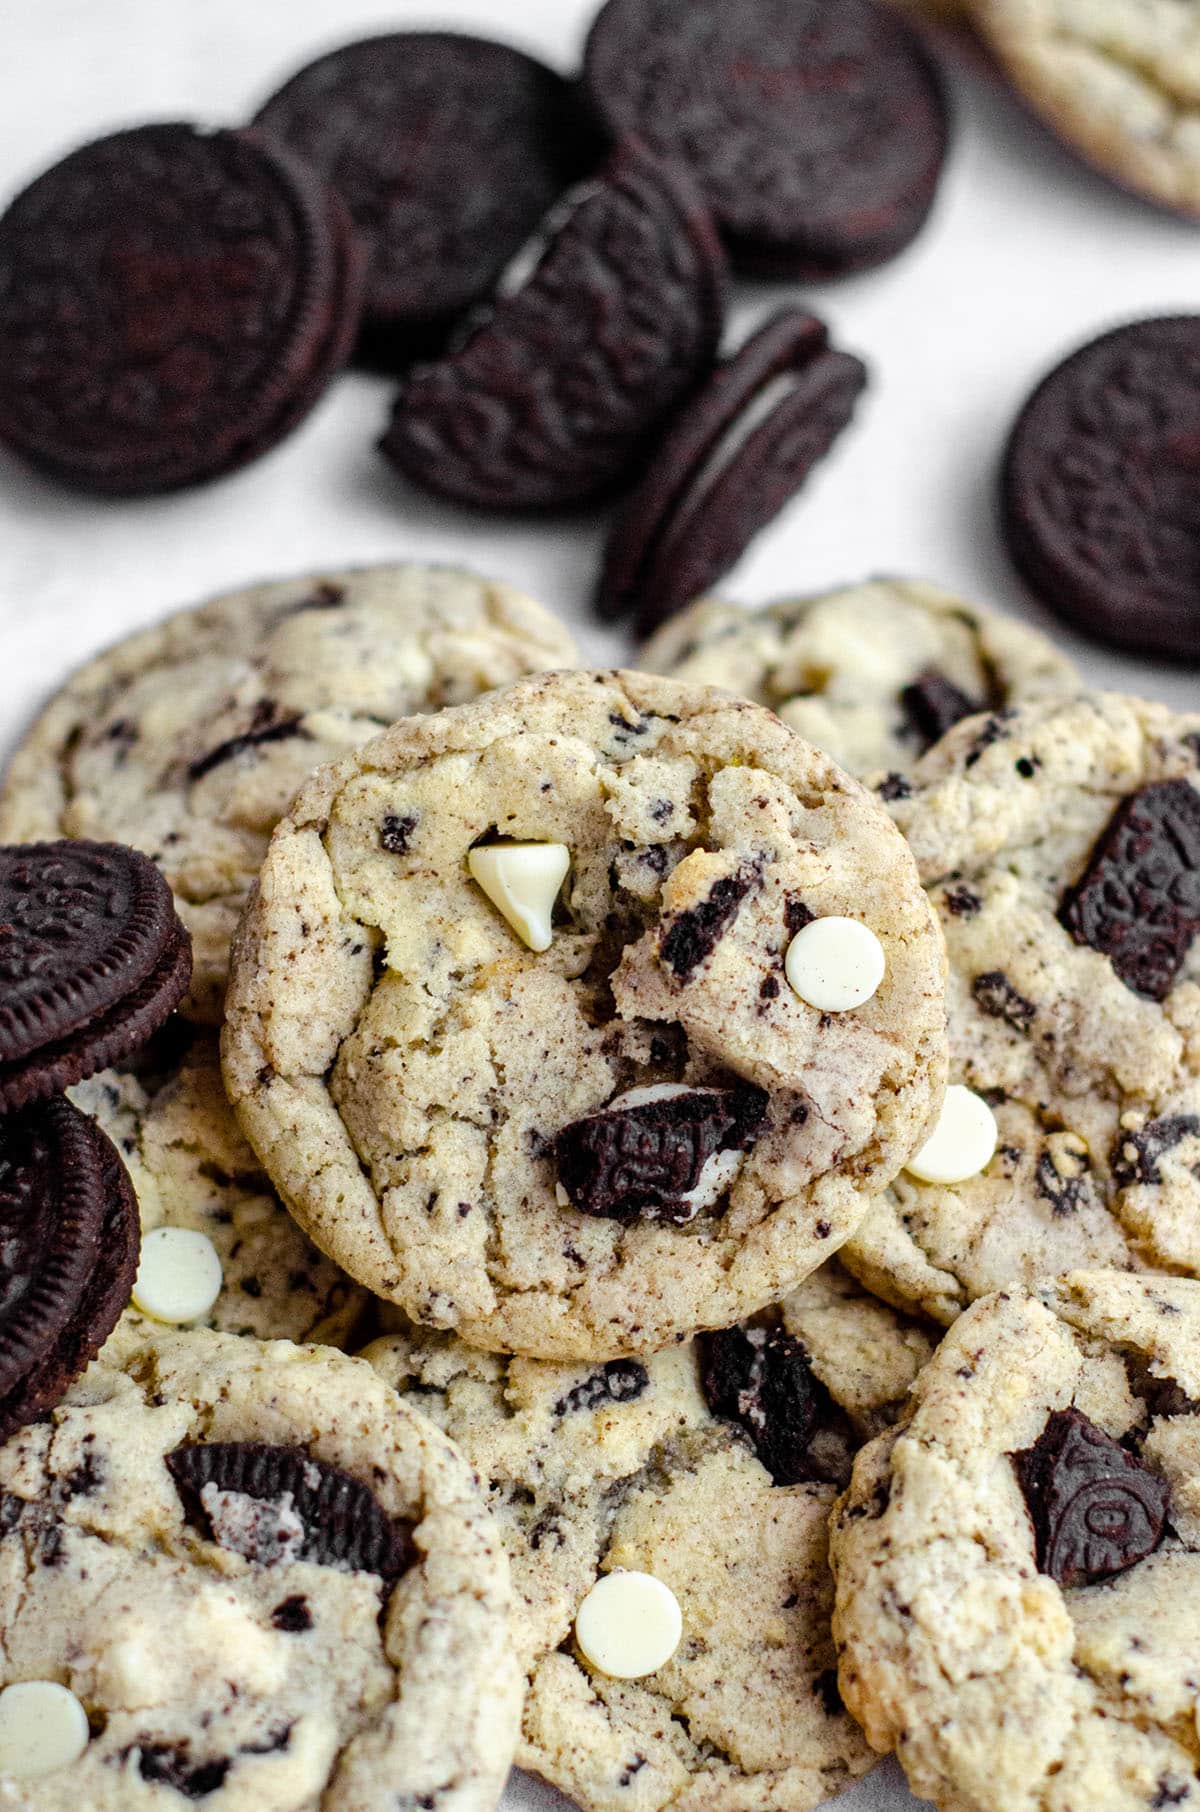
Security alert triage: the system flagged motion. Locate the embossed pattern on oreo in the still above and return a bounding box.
[1058,780,1200,1000]
[167,1441,413,1577]
[555,1084,767,1223]
[1015,1406,1169,1588]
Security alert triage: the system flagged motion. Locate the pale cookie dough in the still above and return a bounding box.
[969,0,1200,216]
[363,1260,935,1812]
[222,669,947,1359]
[830,1271,1200,1812]
[639,579,1078,780]
[69,1036,365,1348]
[0,1327,520,1812]
[843,693,1200,1326]
[0,564,578,1021]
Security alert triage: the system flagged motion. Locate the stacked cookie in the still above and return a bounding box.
[1,559,1200,1812]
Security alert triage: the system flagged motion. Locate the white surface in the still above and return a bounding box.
[3,2,1200,1808]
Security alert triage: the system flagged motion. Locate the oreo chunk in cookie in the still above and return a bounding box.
[0,124,364,494]
[700,1324,838,1485]
[1059,780,1200,1001]
[0,841,192,1110]
[555,1083,767,1224]
[167,1441,413,1577]
[382,141,726,509]
[1014,1407,1168,1588]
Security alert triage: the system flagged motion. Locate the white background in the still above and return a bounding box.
[2,2,1199,1807]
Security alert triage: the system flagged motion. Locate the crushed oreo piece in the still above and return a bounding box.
[1059,781,1200,1000]
[1014,1407,1168,1588]
[271,1594,313,1632]
[900,669,980,751]
[1034,1148,1091,1217]
[876,772,911,803]
[962,711,1015,768]
[1112,1114,1200,1189]
[700,1324,834,1485]
[972,969,1036,1030]
[167,1442,413,1578]
[187,701,307,782]
[138,1745,232,1799]
[943,884,981,918]
[380,813,419,855]
[554,1359,650,1416]
[555,1084,767,1223]
[660,865,758,978]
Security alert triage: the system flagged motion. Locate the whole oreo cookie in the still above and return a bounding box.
[598,310,867,631]
[1002,316,1200,662]
[254,33,588,361]
[0,123,365,493]
[381,140,727,508]
[582,0,950,277]
[0,1096,138,1439]
[0,841,192,1110]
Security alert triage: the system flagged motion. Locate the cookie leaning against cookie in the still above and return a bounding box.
[842,692,1200,1326]
[641,578,1079,779]
[364,1262,936,1812]
[222,669,948,1359]
[831,1271,1200,1812]
[0,563,579,1024]
[70,1034,365,1349]
[0,1327,520,1810]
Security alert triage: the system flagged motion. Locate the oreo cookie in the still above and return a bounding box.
[555,1082,767,1224]
[0,124,365,494]
[0,842,192,1111]
[582,0,949,278]
[601,310,867,631]
[700,1324,835,1485]
[1002,316,1200,662]
[1015,1407,1168,1588]
[254,33,588,362]
[0,1097,139,1440]
[381,140,726,509]
[167,1442,413,1577]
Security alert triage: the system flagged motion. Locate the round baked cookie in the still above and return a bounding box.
[841,691,1200,1327]
[968,0,1200,217]
[363,1261,935,1812]
[69,1034,365,1348]
[0,1326,519,1810]
[641,579,1080,779]
[0,564,578,1023]
[831,1271,1200,1812]
[222,669,947,1360]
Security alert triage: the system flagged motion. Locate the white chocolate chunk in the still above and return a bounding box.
[0,1681,90,1778]
[131,1226,224,1324]
[574,1570,683,1679]
[905,1085,998,1184]
[467,842,570,952]
[785,916,885,1012]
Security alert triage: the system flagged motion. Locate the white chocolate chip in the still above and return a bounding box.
[131,1226,224,1324]
[574,1569,683,1678]
[0,1681,89,1779]
[785,916,885,1012]
[467,842,570,952]
[905,1085,998,1185]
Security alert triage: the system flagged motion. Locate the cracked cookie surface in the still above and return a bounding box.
[831,1271,1200,1812]
[640,580,1078,780]
[969,0,1200,215]
[70,1035,365,1348]
[364,1259,935,1812]
[222,669,947,1359]
[0,1326,520,1811]
[0,563,577,1023]
[843,693,1200,1326]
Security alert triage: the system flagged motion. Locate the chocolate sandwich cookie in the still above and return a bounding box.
[381,141,727,509]
[221,668,947,1359]
[0,563,578,1022]
[1002,316,1200,662]
[832,1272,1200,1812]
[0,123,364,494]
[0,1095,138,1441]
[0,841,191,1112]
[0,1327,520,1808]
[598,312,868,633]
[253,32,587,362]
[582,0,950,278]
[364,1261,934,1812]
[842,692,1200,1328]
